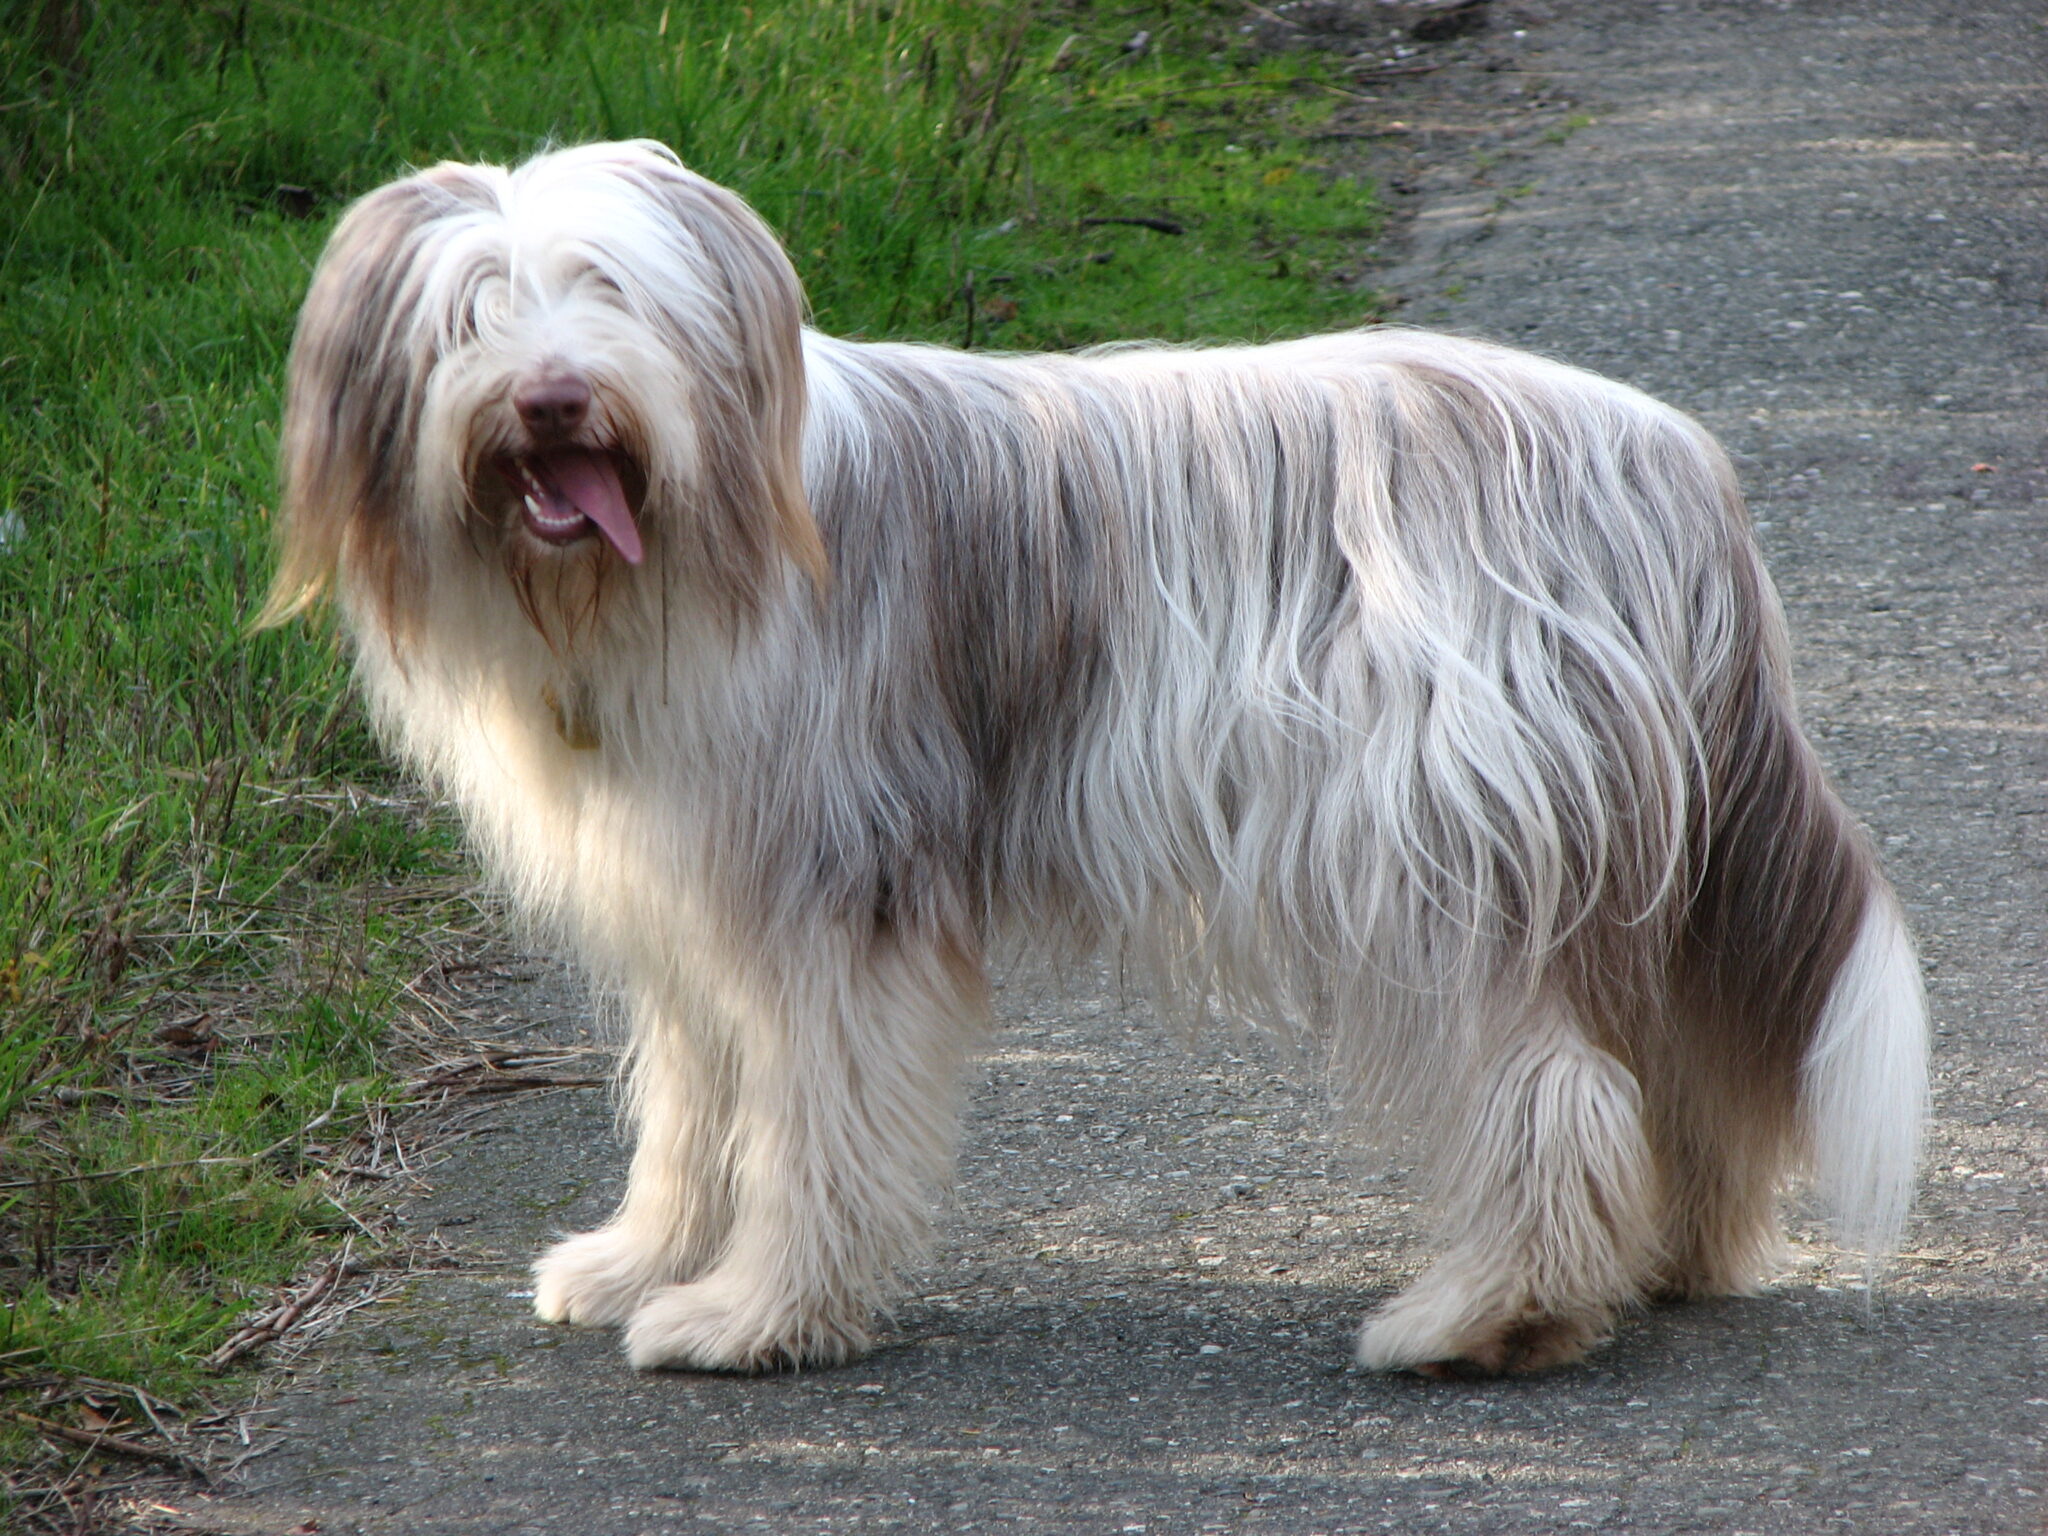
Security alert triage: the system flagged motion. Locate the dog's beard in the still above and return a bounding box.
[499,530,615,646]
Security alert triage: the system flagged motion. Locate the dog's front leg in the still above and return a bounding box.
[533,994,740,1327]
[619,926,983,1372]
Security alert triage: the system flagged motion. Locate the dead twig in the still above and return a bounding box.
[0,1088,342,1192]
[399,1048,609,1102]
[410,1073,608,1098]
[219,1433,289,1477]
[1099,76,1302,106]
[0,1375,68,1396]
[1346,61,1445,81]
[204,1239,353,1371]
[9,1410,213,1484]
[0,1150,280,1192]
[1311,80,1391,102]
[1079,214,1186,235]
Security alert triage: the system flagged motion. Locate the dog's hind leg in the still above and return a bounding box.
[533,996,740,1328]
[621,926,983,1372]
[1356,998,1662,1375]
[1638,1022,1796,1302]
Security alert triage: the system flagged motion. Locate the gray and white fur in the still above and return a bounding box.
[263,140,1927,1376]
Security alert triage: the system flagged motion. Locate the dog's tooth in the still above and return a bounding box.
[524,494,543,516]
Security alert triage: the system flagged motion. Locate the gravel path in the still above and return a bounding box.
[187,3,2046,1531]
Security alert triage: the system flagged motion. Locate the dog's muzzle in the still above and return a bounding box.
[497,448,643,564]
[492,372,643,563]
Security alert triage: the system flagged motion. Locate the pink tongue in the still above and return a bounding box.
[540,448,642,565]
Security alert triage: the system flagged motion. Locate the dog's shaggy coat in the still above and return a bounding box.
[263,140,1927,1375]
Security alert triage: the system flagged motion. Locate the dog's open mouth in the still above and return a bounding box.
[497,448,644,565]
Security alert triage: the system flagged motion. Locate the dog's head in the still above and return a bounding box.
[259,140,826,643]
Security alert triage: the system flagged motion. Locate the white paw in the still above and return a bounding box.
[531,1228,677,1328]
[1356,1265,1498,1372]
[622,1275,871,1373]
[1357,1265,1606,1377]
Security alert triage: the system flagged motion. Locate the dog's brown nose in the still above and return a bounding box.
[514,374,591,439]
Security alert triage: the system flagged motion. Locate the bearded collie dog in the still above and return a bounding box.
[260,140,1925,1376]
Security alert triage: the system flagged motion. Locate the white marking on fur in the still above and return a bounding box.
[1802,894,1929,1267]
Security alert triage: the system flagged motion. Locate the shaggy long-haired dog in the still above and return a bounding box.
[261,140,1927,1376]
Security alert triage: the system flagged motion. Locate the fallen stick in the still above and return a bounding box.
[205,1241,352,1370]
[1078,215,1186,236]
[10,1411,212,1484]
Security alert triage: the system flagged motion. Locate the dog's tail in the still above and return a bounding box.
[1801,885,1927,1264]
[1683,594,1928,1273]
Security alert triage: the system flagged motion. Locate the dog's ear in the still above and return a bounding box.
[256,165,501,635]
[616,148,830,599]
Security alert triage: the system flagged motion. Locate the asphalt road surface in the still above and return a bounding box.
[187,3,2047,1531]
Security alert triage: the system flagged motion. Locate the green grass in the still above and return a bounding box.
[0,0,1383,1508]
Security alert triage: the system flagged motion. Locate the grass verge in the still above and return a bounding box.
[1,0,1386,1522]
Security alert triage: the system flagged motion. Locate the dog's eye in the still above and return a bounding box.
[453,278,512,345]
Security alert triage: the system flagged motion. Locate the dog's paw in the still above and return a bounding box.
[532,1228,676,1328]
[1356,1268,1610,1377]
[621,1277,871,1373]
